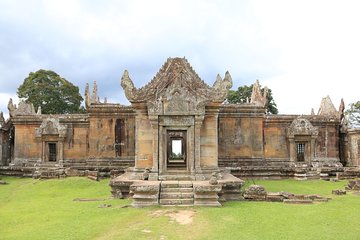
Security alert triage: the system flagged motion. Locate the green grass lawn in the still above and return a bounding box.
[0,177,359,240]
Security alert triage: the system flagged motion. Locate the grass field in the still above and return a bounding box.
[0,176,359,240]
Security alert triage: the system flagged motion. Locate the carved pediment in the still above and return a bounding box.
[287,118,318,138]
[121,57,232,115]
[250,80,268,107]
[35,118,67,138]
[8,99,37,117]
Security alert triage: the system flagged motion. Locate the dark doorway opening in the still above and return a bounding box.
[48,142,57,162]
[115,119,125,157]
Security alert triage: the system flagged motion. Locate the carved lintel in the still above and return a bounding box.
[35,118,67,139]
[287,118,318,138]
[160,116,194,126]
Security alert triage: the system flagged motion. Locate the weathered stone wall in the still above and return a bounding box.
[134,112,153,168]
[347,129,360,166]
[200,111,218,168]
[218,106,341,171]
[9,104,136,169]
[218,105,265,167]
[87,104,135,161]
[14,124,41,162]
[314,122,339,159]
[64,123,89,160]
[263,116,290,159]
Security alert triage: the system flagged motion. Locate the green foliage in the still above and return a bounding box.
[227,84,279,114]
[1,177,360,240]
[345,101,360,128]
[17,70,84,114]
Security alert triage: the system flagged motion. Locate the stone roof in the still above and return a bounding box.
[317,95,338,117]
[121,57,232,104]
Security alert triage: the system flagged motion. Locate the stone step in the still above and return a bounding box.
[159,175,193,181]
[161,187,193,193]
[159,198,194,205]
[160,192,194,199]
[161,181,193,188]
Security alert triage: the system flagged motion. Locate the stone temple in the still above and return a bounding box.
[0,57,359,206]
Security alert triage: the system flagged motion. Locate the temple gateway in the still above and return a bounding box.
[1,57,360,206]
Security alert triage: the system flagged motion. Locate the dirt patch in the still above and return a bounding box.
[150,210,195,225]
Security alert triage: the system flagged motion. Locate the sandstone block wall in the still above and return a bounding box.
[14,124,41,161]
[200,114,218,167]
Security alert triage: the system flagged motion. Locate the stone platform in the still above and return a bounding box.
[109,173,244,207]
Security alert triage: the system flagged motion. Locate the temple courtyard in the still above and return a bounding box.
[1,176,359,240]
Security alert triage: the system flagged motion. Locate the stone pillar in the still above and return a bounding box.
[310,137,316,162]
[188,125,195,174]
[41,141,46,162]
[58,141,64,162]
[194,116,204,172]
[149,116,159,180]
[289,138,295,161]
[132,103,153,169]
[200,105,220,169]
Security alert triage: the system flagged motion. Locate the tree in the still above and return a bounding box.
[17,70,84,114]
[227,84,279,114]
[345,101,360,128]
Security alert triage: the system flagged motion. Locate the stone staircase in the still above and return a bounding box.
[33,163,66,179]
[160,181,194,206]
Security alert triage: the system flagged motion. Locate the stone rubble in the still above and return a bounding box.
[243,184,330,203]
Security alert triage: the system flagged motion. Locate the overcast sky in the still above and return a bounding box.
[1,0,360,118]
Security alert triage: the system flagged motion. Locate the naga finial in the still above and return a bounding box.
[121,70,136,101]
[7,98,16,118]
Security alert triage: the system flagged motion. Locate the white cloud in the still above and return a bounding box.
[0,0,359,116]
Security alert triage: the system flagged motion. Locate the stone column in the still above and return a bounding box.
[310,137,316,162]
[41,141,46,162]
[194,116,204,170]
[149,116,159,180]
[132,103,152,169]
[289,138,295,161]
[58,141,64,162]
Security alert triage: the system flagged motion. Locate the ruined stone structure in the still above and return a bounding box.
[0,57,359,206]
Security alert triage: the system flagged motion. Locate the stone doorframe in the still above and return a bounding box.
[35,118,67,163]
[148,115,205,179]
[287,118,318,162]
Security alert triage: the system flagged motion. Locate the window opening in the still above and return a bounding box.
[115,119,125,157]
[297,143,305,161]
[170,139,183,159]
[48,143,57,162]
